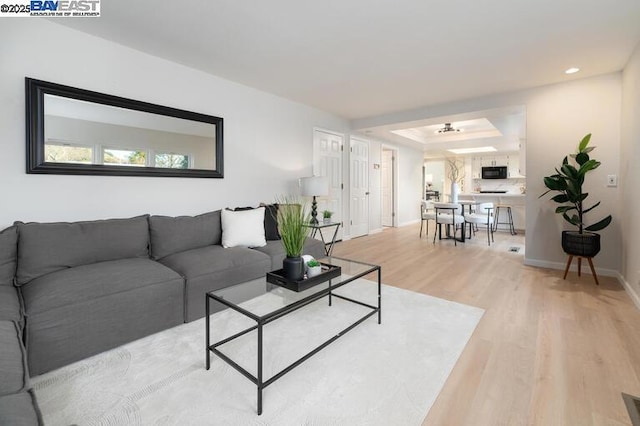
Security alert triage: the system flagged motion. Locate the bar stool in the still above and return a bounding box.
[492,204,517,235]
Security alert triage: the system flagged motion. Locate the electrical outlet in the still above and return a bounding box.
[607,175,617,187]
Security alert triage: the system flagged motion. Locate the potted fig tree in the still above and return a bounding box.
[540,133,612,258]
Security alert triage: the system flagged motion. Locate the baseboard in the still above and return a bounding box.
[617,272,640,310]
[523,257,619,277]
[369,228,383,234]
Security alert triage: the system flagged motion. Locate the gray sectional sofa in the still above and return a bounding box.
[0,208,325,425]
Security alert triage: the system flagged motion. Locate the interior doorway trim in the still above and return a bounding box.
[381,145,399,228]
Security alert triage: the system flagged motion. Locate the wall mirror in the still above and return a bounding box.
[26,77,224,178]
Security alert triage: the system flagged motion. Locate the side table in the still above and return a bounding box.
[304,221,341,256]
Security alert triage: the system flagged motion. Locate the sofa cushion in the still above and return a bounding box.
[0,391,42,426]
[0,225,17,286]
[21,258,183,315]
[149,210,221,260]
[15,216,150,285]
[26,276,184,375]
[221,208,266,248]
[159,245,272,322]
[0,320,29,397]
[159,244,270,280]
[0,286,22,322]
[253,238,326,270]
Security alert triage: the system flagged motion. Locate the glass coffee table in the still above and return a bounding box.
[205,256,381,415]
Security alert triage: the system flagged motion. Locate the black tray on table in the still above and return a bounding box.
[266,263,341,292]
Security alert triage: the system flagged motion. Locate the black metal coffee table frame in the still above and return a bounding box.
[205,257,381,415]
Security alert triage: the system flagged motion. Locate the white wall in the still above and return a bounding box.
[396,144,424,226]
[0,20,349,228]
[524,74,621,273]
[353,73,623,272]
[621,42,640,304]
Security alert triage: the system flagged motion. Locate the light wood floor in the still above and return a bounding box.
[331,224,640,426]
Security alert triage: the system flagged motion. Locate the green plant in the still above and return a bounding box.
[275,196,310,257]
[307,259,320,267]
[539,133,612,233]
[322,210,332,219]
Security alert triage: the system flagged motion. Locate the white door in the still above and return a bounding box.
[381,148,394,227]
[350,137,369,238]
[313,129,343,239]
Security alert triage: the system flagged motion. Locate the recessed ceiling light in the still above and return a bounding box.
[447,146,497,154]
[565,67,580,74]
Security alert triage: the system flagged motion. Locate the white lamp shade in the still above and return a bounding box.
[299,176,329,197]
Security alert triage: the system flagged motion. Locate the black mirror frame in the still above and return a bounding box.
[25,77,224,178]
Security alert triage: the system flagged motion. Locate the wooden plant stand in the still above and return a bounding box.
[563,255,599,285]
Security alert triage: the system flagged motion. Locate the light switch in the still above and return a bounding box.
[607,175,617,187]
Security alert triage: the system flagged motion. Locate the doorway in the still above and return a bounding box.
[424,160,445,201]
[313,128,343,240]
[349,137,369,238]
[381,147,397,227]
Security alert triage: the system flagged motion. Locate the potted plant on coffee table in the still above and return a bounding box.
[539,133,612,281]
[276,196,311,280]
[306,259,322,278]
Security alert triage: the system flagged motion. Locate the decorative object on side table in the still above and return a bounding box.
[539,133,612,285]
[299,176,329,225]
[322,210,333,224]
[275,196,310,280]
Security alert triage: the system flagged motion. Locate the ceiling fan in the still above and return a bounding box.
[436,123,462,134]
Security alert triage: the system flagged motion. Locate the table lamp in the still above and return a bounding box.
[299,176,329,224]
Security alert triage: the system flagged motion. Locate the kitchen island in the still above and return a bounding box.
[459,193,526,231]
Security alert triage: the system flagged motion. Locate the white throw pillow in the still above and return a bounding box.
[221,207,267,248]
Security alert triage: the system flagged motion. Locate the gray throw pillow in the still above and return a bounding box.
[15,215,150,285]
[149,210,222,260]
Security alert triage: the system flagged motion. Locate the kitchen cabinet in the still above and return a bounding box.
[507,155,524,178]
[482,155,509,167]
[471,157,483,178]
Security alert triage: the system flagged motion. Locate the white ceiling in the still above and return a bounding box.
[364,105,527,156]
[52,0,640,155]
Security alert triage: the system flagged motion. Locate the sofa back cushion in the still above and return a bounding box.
[0,226,17,287]
[15,215,150,285]
[149,210,221,260]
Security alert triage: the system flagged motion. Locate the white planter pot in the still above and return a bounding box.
[307,266,322,278]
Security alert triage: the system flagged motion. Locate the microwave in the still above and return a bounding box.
[481,166,508,179]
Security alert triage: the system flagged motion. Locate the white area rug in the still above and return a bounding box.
[33,280,484,426]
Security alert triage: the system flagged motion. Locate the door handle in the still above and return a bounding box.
[365,192,370,195]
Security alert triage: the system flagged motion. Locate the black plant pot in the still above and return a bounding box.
[561,231,601,257]
[282,256,305,281]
